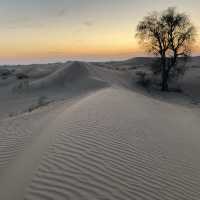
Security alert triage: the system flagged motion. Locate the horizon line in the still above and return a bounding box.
[1,55,200,66]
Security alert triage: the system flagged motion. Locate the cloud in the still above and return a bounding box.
[54,8,67,17]
[83,20,94,27]
[71,20,94,35]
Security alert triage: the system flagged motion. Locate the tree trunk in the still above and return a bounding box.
[161,73,169,91]
[161,56,168,91]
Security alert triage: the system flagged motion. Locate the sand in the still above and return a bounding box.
[0,58,200,200]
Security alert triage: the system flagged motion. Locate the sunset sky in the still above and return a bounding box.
[0,0,200,64]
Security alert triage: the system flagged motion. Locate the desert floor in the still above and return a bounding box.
[0,58,200,200]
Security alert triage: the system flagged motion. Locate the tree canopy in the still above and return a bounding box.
[136,7,196,91]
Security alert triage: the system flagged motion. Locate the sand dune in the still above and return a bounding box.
[29,62,89,89]
[0,58,200,200]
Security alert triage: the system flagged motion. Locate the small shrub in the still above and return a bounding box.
[0,69,11,76]
[129,66,137,70]
[16,73,29,80]
[15,79,30,91]
[9,113,14,117]
[2,76,8,80]
[136,71,151,87]
[28,96,49,112]
[38,96,48,106]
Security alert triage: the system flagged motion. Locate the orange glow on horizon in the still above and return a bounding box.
[0,36,143,61]
[1,41,199,62]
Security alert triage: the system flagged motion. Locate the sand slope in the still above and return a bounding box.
[0,59,200,200]
[24,88,200,200]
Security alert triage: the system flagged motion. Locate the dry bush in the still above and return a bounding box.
[28,96,49,112]
[16,73,29,80]
[135,71,151,87]
[14,79,30,91]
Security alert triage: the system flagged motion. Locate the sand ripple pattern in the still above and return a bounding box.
[0,113,44,171]
[26,88,200,200]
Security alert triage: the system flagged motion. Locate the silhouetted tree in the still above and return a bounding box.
[136,13,168,90]
[136,7,196,91]
[161,8,196,82]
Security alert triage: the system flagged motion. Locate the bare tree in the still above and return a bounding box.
[136,13,169,90]
[162,7,196,82]
[136,7,196,91]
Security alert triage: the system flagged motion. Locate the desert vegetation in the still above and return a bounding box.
[136,7,196,91]
[28,96,50,112]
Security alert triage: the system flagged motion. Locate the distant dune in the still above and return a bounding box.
[0,57,200,200]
